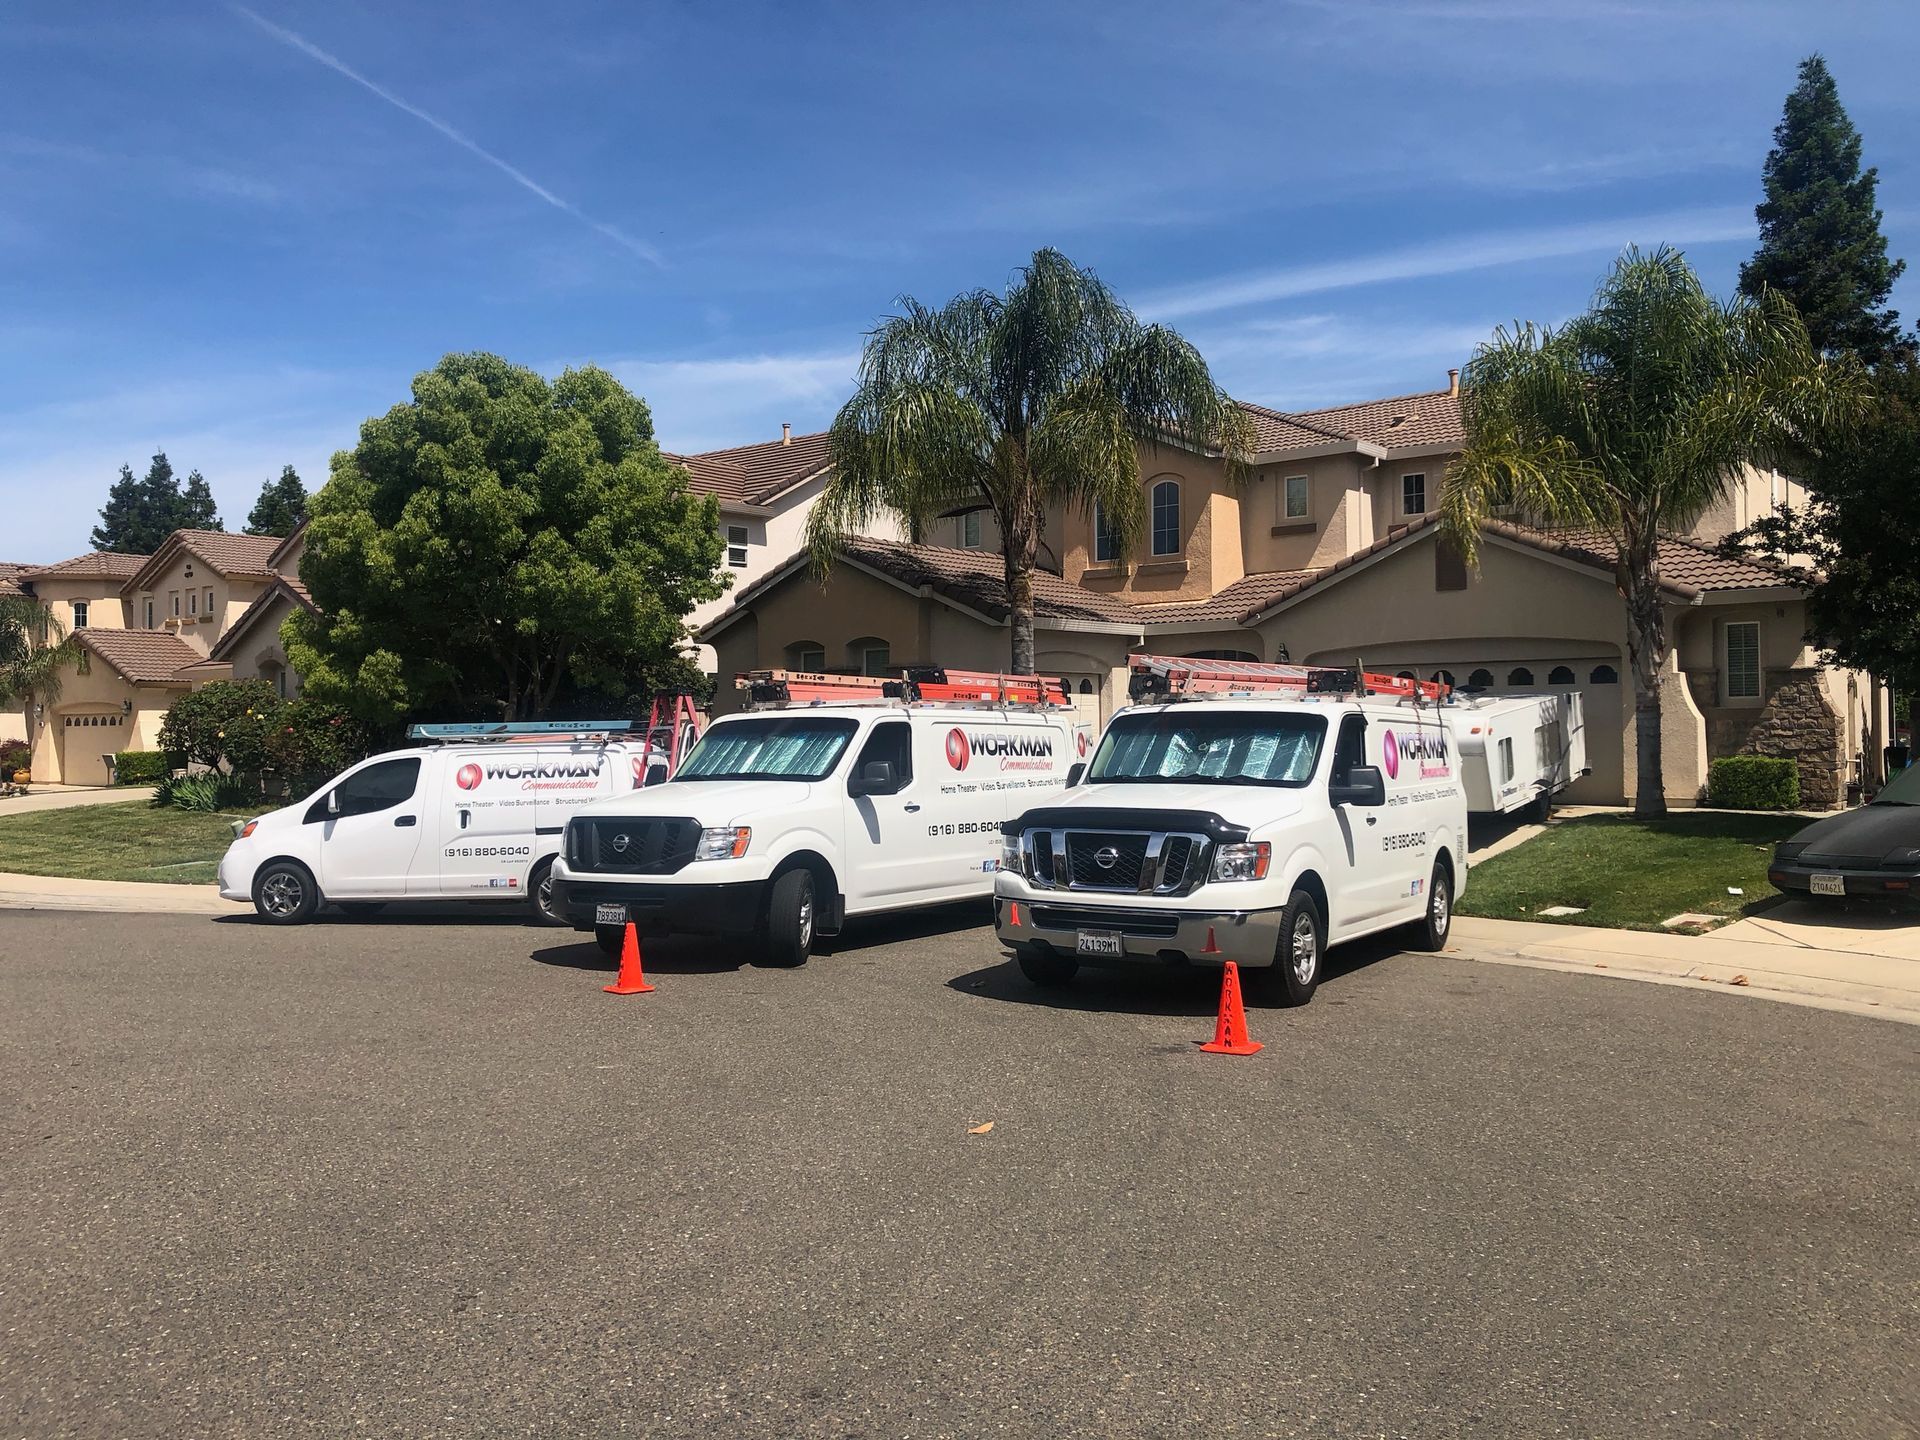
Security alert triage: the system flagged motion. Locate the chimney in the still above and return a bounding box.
[781,422,792,446]
[1447,368,1460,397]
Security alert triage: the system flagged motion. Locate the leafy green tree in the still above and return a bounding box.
[809,248,1253,673]
[159,679,283,775]
[179,469,222,531]
[285,352,727,724]
[1443,246,1857,817]
[245,465,308,537]
[1739,54,1911,367]
[0,597,79,749]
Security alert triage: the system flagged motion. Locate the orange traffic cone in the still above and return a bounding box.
[603,921,655,995]
[1198,961,1262,1055]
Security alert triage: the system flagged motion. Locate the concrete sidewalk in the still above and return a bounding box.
[1450,913,1920,1026]
[0,871,238,915]
[0,784,152,816]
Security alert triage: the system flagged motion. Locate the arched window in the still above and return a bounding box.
[1183,649,1258,662]
[1077,678,1093,694]
[848,637,890,676]
[1548,665,1575,685]
[1467,668,1494,688]
[785,640,826,672]
[1508,666,1534,686]
[1150,480,1181,556]
[1093,503,1122,564]
[1396,670,1417,681]
[1431,669,1456,690]
[1589,664,1619,684]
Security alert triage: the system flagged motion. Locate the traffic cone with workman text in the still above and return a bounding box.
[1198,961,1262,1055]
[604,921,655,995]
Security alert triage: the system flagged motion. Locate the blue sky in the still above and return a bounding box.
[2,0,1916,561]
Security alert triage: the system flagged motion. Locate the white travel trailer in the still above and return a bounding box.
[1451,692,1588,819]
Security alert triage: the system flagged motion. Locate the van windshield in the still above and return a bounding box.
[1089,710,1327,788]
[675,716,859,782]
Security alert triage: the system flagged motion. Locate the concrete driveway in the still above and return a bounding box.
[1721,896,1920,961]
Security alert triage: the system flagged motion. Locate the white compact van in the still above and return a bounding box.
[550,670,1093,964]
[994,657,1467,1006]
[219,724,660,923]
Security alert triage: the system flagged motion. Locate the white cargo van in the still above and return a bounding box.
[1452,691,1588,819]
[219,722,664,924]
[549,668,1093,964]
[994,656,1467,1006]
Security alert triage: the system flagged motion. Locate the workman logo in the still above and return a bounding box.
[945,728,970,771]
[946,727,1056,772]
[1382,727,1450,780]
[465,758,607,792]
[456,763,483,791]
[1076,731,1089,757]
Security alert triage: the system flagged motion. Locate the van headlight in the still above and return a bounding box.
[694,826,752,861]
[999,836,1024,876]
[1210,841,1271,882]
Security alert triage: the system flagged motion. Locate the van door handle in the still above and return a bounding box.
[1364,815,1377,826]
[394,815,417,827]
[459,809,470,830]
[903,802,921,812]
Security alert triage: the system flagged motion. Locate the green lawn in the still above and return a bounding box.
[0,803,250,884]
[1458,812,1803,931]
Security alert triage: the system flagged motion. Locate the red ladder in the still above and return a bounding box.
[640,693,703,776]
[736,667,1072,708]
[1129,654,1449,703]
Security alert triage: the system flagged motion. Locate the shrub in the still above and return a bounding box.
[1707,755,1801,810]
[112,749,171,786]
[159,680,285,774]
[0,738,29,779]
[152,771,259,813]
[262,696,371,795]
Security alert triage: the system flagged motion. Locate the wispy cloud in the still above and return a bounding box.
[229,5,663,267]
[1136,207,1755,322]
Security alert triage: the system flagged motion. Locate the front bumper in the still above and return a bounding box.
[550,874,769,936]
[994,893,1285,968]
[1767,860,1918,900]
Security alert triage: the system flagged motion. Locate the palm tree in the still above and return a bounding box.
[0,595,78,758]
[809,248,1253,673]
[1442,246,1859,817]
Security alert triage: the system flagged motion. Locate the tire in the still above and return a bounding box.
[528,859,565,926]
[761,868,816,967]
[1526,789,1553,824]
[1015,943,1078,988]
[1247,889,1323,1007]
[254,861,319,925]
[595,924,626,959]
[1413,862,1453,952]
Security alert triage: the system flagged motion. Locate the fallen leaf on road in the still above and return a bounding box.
[1729,974,1750,987]
[968,1122,994,1135]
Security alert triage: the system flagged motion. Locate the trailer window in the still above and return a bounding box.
[1498,737,1515,784]
[1089,710,1326,788]
[676,717,858,781]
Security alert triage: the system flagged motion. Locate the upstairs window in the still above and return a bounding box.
[1725,622,1761,701]
[961,511,982,549]
[143,599,154,629]
[1402,473,1427,516]
[71,601,89,629]
[850,637,890,676]
[170,592,180,617]
[786,641,826,672]
[204,587,215,615]
[187,591,198,616]
[726,524,749,569]
[1282,475,1310,521]
[1150,480,1181,556]
[1092,503,1121,564]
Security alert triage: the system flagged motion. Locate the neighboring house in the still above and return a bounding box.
[699,378,1883,809]
[665,426,907,669]
[8,529,305,784]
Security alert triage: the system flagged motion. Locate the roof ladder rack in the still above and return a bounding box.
[405,720,635,743]
[737,668,1073,710]
[1127,654,1449,704]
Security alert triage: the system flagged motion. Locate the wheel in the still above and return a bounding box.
[761,868,816,967]
[595,924,626,959]
[253,861,319,924]
[1526,789,1552,824]
[528,859,565,926]
[336,901,384,917]
[1413,862,1452,952]
[1247,889,1323,1006]
[1015,943,1078,988]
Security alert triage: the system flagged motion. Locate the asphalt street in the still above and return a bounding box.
[1,905,1915,1439]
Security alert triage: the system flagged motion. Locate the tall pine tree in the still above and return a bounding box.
[244,465,307,537]
[1739,54,1910,366]
[90,463,144,552]
[179,470,222,531]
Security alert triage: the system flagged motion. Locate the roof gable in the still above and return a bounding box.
[664,430,835,508]
[122,530,285,596]
[75,629,204,686]
[208,577,319,661]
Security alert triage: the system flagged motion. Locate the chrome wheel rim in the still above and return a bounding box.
[1432,876,1450,937]
[536,869,556,920]
[797,885,814,949]
[260,871,303,917]
[1290,912,1318,985]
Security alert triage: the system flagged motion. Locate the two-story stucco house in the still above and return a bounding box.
[697,379,1886,810]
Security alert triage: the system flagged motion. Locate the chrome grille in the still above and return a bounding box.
[1019,827,1211,896]
[574,817,699,875]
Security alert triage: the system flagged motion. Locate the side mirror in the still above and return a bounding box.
[1066,762,1086,788]
[848,759,897,797]
[326,789,341,816]
[1330,765,1386,807]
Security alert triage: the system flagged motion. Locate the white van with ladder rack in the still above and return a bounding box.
[994,655,1468,1005]
[548,668,1093,965]
[218,698,702,925]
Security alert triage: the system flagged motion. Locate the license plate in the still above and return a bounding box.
[1810,873,1845,897]
[595,902,628,926]
[1076,929,1124,957]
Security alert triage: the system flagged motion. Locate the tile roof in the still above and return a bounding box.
[836,538,1141,624]
[75,629,204,686]
[1234,402,1356,453]
[0,562,30,598]
[665,430,835,507]
[209,576,320,661]
[1131,569,1322,626]
[1235,389,1464,456]
[122,529,286,595]
[19,551,151,581]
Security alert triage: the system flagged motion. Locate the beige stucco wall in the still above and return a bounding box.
[28,576,129,632]
[1368,454,1452,540]
[220,592,302,698]
[25,660,181,785]
[1063,447,1238,605]
[129,554,269,657]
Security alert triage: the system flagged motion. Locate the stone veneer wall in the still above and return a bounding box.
[1734,667,1847,809]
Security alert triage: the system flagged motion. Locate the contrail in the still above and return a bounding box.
[230,5,663,267]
